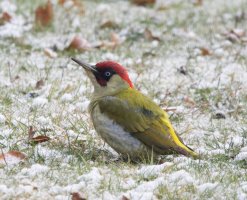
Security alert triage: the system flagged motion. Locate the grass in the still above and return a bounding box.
[0,0,247,199]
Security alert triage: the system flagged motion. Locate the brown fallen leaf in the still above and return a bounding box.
[122,195,130,200]
[35,79,45,89]
[144,28,161,41]
[30,135,50,144]
[93,32,121,49]
[193,0,203,6]
[100,20,119,29]
[0,12,12,25]
[68,36,92,51]
[111,32,120,46]
[35,0,53,27]
[28,126,36,140]
[71,192,86,200]
[0,150,26,165]
[131,0,156,6]
[164,107,177,112]
[200,47,211,56]
[183,96,196,107]
[28,126,50,144]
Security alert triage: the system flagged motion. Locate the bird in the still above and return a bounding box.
[71,58,198,161]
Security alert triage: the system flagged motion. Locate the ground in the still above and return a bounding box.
[0,0,247,199]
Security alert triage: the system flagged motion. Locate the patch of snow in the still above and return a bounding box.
[197,182,218,193]
[208,149,225,155]
[78,168,103,190]
[1,129,12,137]
[75,101,89,112]
[61,93,73,102]
[237,182,247,200]
[134,177,165,192]
[32,97,48,107]
[122,178,136,190]
[0,0,16,13]
[55,195,68,200]
[64,182,86,193]
[125,191,154,200]
[168,170,195,186]
[49,185,64,195]
[138,162,172,179]
[0,114,6,124]
[0,15,31,38]
[21,164,49,177]
[102,191,116,200]
[96,4,111,14]
[36,116,52,126]
[0,184,14,194]
[235,152,247,161]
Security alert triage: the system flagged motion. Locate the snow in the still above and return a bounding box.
[78,168,103,190]
[197,182,218,193]
[0,114,6,123]
[168,170,195,186]
[32,97,48,107]
[235,152,247,161]
[36,116,52,126]
[0,0,246,199]
[21,164,49,177]
[61,93,73,102]
[138,162,173,179]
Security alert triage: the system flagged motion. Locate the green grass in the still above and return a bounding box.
[0,0,247,199]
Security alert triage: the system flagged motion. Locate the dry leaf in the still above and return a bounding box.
[35,79,45,89]
[28,126,36,140]
[28,126,50,144]
[183,96,196,107]
[164,107,177,112]
[71,192,86,200]
[144,28,161,41]
[30,135,50,144]
[110,32,120,46]
[35,0,53,27]
[68,36,92,51]
[0,12,12,25]
[122,195,130,200]
[0,150,26,165]
[93,32,121,49]
[131,0,156,6]
[100,20,118,29]
[44,48,57,58]
[193,0,203,6]
[200,47,211,56]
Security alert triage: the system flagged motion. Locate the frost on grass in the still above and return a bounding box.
[0,0,247,199]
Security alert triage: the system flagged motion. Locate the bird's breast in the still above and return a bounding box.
[90,104,149,157]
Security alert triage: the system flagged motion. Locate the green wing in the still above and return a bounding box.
[98,88,198,157]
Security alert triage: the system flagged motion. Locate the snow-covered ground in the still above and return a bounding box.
[0,0,246,199]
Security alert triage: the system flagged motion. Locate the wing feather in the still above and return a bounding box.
[98,88,198,157]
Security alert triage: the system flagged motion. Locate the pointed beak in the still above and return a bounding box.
[71,58,98,73]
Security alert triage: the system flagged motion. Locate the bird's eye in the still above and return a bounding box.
[105,71,111,77]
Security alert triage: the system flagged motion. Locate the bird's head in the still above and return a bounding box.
[72,58,133,96]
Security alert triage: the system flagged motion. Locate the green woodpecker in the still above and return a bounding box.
[72,58,198,160]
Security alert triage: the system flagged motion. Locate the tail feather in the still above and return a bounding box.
[175,145,199,159]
